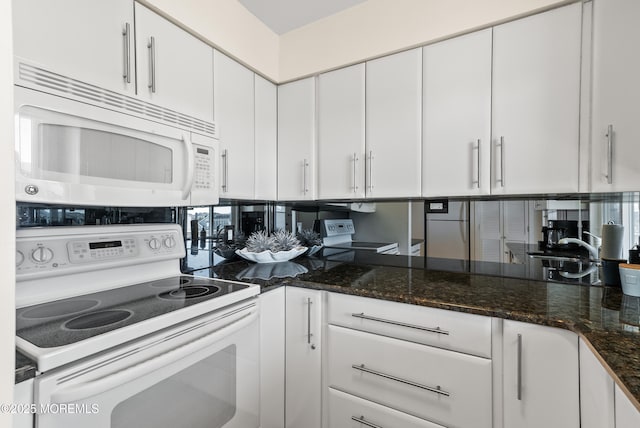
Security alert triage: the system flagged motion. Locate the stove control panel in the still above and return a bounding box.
[16,225,186,279]
[317,219,356,238]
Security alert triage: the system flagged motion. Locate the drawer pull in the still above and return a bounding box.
[351,313,449,336]
[352,364,450,397]
[351,415,383,428]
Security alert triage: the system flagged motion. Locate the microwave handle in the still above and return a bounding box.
[51,308,258,403]
[182,134,195,200]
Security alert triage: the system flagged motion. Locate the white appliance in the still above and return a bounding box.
[426,201,470,260]
[16,224,259,428]
[14,86,219,207]
[316,219,399,254]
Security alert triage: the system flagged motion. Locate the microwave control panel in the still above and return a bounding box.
[194,145,213,190]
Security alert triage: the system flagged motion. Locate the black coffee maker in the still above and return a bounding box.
[540,220,590,250]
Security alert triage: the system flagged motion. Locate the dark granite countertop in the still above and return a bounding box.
[193,251,640,410]
[15,351,36,384]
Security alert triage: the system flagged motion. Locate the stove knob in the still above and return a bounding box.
[148,238,161,250]
[31,247,54,263]
[16,250,24,267]
[163,236,176,248]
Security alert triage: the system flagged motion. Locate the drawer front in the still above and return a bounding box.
[328,325,492,428]
[328,293,492,358]
[328,388,445,428]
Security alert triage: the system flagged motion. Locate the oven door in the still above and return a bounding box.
[35,300,259,428]
[15,87,218,207]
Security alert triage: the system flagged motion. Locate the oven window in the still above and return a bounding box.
[38,124,173,184]
[111,344,236,428]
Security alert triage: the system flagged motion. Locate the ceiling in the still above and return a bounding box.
[238,0,367,35]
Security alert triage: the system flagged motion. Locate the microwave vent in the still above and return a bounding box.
[17,62,217,137]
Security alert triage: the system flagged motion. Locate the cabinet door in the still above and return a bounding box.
[13,0,135,95]
[254,75,278,201]
[366,49,422,198]
[259,288,285,428]
[135,3,214,122]
[579,339,614,428]
[214,50,255,199]
[615,383,640,428]
[503,320,579,428]
[492,4,582,194]
[317,64,366,199]
[423,29,492,197]
[591,0,640,191]
[278,78,316,201]
[285,287,322,428]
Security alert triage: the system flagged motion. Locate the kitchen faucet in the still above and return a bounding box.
[558,235,600,261]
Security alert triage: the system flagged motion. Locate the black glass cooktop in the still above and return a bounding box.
[16,276,249,348]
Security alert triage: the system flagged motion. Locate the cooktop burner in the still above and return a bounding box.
[158,285,221,300]
[16,275,250,349]
[64,309,133,330]
[20,299,100,320]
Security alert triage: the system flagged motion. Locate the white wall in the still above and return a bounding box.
[1,0,15,421]
[144,0,572,82]
[279,0,571,81]
[142,0,280,81]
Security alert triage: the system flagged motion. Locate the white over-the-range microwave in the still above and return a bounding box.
[14,84,219,207]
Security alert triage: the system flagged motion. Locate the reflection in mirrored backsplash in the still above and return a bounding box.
[16,203,175,227]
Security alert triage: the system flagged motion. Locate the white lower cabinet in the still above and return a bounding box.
[13,379,34,428]
[616,383,640,428]
[259,288,285,428]
[285,287,323,428]
[327,325,492,428]
[579,338,615,428]
[502,320,579,428]
[328,388,445,428]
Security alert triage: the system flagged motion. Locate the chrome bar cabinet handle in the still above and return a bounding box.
[497,136,505,187]
[307,298,316,350]
[221,149,228,192]
[351,312,449,335]
[367,150,373,193]
[351,415,383,428]
[147,36,156,93]
[303,159,309,195]
[517,333,522,401]
[472,139,481,189]
[352,364,450,397]
[122,23,131,83]
[606,124,613,184]
[352,152,359,193]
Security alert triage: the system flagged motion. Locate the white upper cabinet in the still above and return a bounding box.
[135,3,214,123]
[254,75,278,201]
[13,0,135,96]
[591,0,640,191]
[366,49,422,198]
[422,29,492,197]
[503,320,579,428]
[317,64,366,199]
[277,78,316,201]
[214,50,255,199]
[491,3,582,195]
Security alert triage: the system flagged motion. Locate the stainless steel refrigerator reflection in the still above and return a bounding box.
[426,201,470,260]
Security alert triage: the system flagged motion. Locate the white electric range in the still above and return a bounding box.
[316,219,399,255]
[16,224,260,428]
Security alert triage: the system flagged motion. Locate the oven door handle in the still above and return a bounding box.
[51,309,257,404]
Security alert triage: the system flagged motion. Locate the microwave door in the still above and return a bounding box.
[14,87,217,207]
